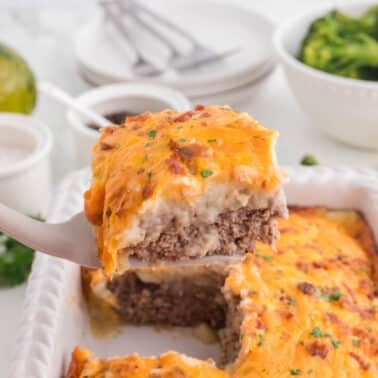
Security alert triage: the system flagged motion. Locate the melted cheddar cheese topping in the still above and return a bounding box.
[229,207,378,377]
[71,207,378,377]
[84,106,283,276]
[66,347,228,378]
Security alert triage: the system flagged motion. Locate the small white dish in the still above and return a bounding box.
[0,114,52,215]
[67,82,191,167]
[274,1,378,150]
[75,0,274,96]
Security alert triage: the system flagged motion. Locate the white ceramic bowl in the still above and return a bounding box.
[274,1,378,150]
[0,114,52,215]
[67,83,191,167]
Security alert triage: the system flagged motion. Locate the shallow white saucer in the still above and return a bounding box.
[75,0,275,97]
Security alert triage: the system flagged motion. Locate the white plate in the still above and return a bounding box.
[75,0,275,96]
[9,167,378,378]
[79,58,275,106]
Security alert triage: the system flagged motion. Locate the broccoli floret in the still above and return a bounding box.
[299,6,378,80]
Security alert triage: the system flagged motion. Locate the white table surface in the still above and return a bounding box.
[1,0,378,375]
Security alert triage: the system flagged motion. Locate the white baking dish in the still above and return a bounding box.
[9,166,378,378]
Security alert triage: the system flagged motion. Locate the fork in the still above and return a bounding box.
[101,0,239,76]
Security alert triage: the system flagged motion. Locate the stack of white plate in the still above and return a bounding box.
[75,0,275,105]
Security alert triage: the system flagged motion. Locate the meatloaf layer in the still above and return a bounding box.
[84,105,287,275]
[83,264,243,367]
[127,188,287,262]
[107,265,229,328]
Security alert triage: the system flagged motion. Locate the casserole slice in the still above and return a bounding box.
[84,105,287,275]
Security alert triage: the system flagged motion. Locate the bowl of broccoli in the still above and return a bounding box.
[274,2,378,150]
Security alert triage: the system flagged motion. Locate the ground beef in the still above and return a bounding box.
[218,291,243,365]
[107,265,243,367]
[128,189,287,261]
[107,266,228,329]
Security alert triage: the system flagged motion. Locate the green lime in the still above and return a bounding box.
[0,43,37,114]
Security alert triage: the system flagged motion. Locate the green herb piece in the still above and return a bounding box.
[208,138,217,143]
[329,290,342,301]
[115,143,121,149]
[290,369,302,375]
[288,297,296,306]
[331,339,340,349]
[352,338,360,347]
[144,142,152,148]
[178,138,187,142]
[316,288,342,302]
[301,155,319,166]
[148,129,157,139]
[147,172,152,180]
[309,327,330,338]
[318,293,330,301]
[200,169,213,178]
[143,154,148,162]
[257,334,265,347]
[261,255,274,262]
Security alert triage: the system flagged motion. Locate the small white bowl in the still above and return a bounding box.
[0,114,52,215]
[67,83,191,167]
[274,1,378,150]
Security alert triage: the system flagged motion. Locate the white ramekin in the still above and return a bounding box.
[67,83,191,167]
[0,114,52,215]
[274,1,378,150]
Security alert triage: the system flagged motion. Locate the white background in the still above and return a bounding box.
[1,0,378,375]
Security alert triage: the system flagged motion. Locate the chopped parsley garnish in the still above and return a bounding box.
[208,138,217,143]
[317,290,330,301]
[288,297,296,306]
[144,142,152,148]
[178,138,187,142]
[331,339,340,349]
[290,369,302,375]
[255,253,273,262]
[148,129,157,139]
[316,288,342,302]
[352,338,360,347]
[143,154,148,161]
[257,334,265,347]
[309,327,330,338]
[262,255,274,262]
[115,143,121,149]
[329,290,342,301]
[200,169,213,178]
[301,154,319,166]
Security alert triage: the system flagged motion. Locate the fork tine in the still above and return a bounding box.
[133,47,240,76]
[116,0,181,57]
[100,0,163,71]
[111,0,201,47]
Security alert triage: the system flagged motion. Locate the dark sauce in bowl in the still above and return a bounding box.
[87,111,137,131]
